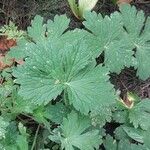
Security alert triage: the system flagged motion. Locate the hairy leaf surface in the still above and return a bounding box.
[83,4,150,79]
[120,4,150,80]
[8,14,70,60]
[83,10,135,73]
[13,39,116,114]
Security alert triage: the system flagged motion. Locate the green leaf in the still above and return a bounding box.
[0,117,9,140]
[115,126,129,141]
[0,79,13,98]
[118,140,146,150]
[143,128,150,149]
[27,15,46,41]
[115,125,149,150]
[113,110,128,123]
[16,135,28,150]
[123,126,144,143]
[13,37,116,114]
[8,15,70,60]
[0,122,29,150]
[83,11,135,73]
[66,65,117,114]
[13,41,90,105]
[11,89,36,115]
[104,38,135,73]
[44,103,69,124]
[120,4,150,80]
[46,15,70,39]
[83,4,150,79]
[33,105,49,124]
[16,123,28,150]
[129,99,150,130]
[90,106,112,127]
[104,136,147,150]
[83,11,122,56]
[7,39,30,61]
[60,111,101,150]
[120,4,145,37]
[1,122,18,149]
[130,144,147,150]
[103,135,117,150]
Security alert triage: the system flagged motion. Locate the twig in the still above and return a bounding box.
[31,125,40,150]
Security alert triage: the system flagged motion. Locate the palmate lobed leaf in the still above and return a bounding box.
[13,35,117,114]
[120,4,150,80]
[122,126,144,143]
[27,15,46,42]
[115,125,150,149]
[104,135,147,150]
[113,96,150,130]
[60,111,102,150]
[83,4,150,80]
[118,140,147,150]
[66,65,116,114]
[28,14,70,41]
[83,11,123,57]
[83,10,133,73]
[13,40,93,104]
[8,14,70,60]
[129,99,150,130]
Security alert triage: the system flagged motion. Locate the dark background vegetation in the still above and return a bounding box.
[0,0,150,98]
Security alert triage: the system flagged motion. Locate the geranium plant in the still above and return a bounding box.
[0,4,150,150]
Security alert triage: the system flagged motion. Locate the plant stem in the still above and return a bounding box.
[31,125,40,150]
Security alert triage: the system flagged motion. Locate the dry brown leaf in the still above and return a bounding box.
[0,36,17,52]
[0,54,14,70]
[117,0,133,4]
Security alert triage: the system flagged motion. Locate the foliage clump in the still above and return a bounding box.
[0,4,150,150]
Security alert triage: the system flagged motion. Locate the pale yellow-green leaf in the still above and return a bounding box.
[79,0,98,17]
[68,0,80,19]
